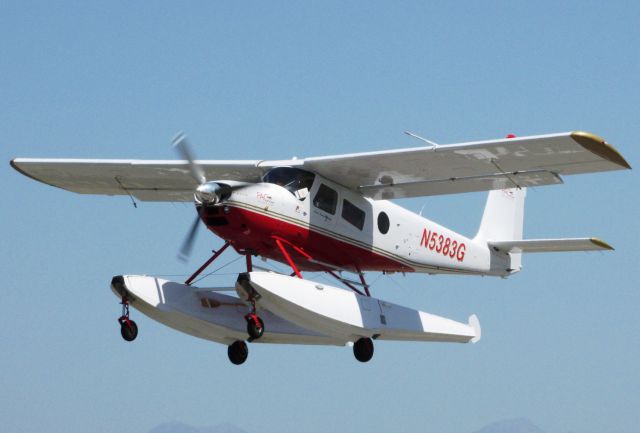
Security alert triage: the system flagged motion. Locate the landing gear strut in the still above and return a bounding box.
[228,340,248,365]
[118,295,138,342]
[353,337,374,362]
[244,299,264,341]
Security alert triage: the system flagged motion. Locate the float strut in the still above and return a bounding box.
[356,266,371,297]
[272,235,367,296]
[185,241,231,285]
[326,270,365,296]
[273,237,304,279]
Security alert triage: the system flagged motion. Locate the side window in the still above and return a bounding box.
[377,212,390,234]
[341,199,365,230]
[313,184,338,214]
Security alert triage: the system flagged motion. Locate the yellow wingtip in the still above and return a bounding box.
[571,131,631,170]
[590,237,614,251]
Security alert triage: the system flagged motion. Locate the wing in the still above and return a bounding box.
[300,131,631,199]
[10,158,265,201]
[11,131,631,202]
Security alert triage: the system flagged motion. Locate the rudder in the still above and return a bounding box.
[474,188,527,272]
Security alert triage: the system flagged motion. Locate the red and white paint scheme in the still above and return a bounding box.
[11,131,630,364]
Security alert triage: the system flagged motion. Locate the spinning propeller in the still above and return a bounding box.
[172,132,230,205]
[172,133,218,261]
[178,211,202,262]
[172,133,244,261]
[172,133,204,261]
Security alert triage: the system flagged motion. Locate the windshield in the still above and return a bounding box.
[262,167,316,199]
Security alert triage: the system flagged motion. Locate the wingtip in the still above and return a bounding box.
[571,131,631,170]
[9,158,65,189]
[590,237,614,251]
[10,158,32,178]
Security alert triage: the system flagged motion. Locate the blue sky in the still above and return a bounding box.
[2,2,639,433]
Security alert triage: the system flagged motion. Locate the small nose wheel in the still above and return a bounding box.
[118,295,138,342]
[353,337,374,362]
[228,340,248,365]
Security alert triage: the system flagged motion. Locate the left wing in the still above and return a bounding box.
[301,131,630,199]
[10,159,265,201]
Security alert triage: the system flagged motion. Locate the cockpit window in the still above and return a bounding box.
[262,167,316,200]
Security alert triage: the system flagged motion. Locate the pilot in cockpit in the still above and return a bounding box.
[262,167,316,201]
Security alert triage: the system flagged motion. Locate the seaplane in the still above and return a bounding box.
[10,131,630,364]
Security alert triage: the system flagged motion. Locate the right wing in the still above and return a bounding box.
[301,131,631,199]
[10,158,266,201]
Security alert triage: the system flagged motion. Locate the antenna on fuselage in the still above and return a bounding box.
[404,131,439,150]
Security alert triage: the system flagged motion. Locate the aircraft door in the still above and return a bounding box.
[310,183,339,229]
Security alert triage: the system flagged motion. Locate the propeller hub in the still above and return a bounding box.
[195,182,225,205]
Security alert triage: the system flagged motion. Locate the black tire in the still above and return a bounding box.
[353,337,374,362]
[228,340,249,365]
[120,320,138,342]
[247,317,265,340]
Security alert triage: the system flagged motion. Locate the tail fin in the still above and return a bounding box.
[474,188,527,272]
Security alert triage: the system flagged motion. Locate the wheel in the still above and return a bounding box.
[120,320,138,342]
[247,316,264,340]
[228,340,249,365]
[353,337,374,362]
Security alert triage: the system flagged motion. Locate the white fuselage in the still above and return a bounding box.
[204,173,511,277]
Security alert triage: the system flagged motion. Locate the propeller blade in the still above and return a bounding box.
[172,132,206,185]
[178,214,201,262]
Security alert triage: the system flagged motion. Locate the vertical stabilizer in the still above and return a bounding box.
[474,188,526,272]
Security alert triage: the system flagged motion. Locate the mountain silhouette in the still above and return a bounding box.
[149,421,249,433]
[471,418,547,433]
[150,417,550,433]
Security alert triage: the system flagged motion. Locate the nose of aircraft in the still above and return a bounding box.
[195,181,225,205]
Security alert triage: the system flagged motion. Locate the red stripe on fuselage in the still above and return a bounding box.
[200,205,413,273]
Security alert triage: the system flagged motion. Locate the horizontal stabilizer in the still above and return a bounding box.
[488,237,613,253]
